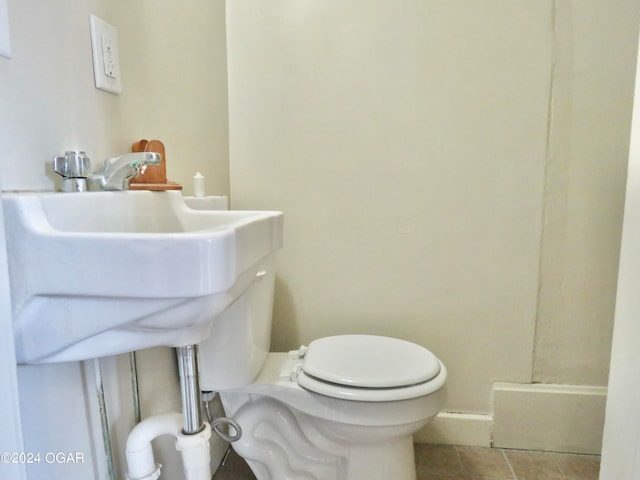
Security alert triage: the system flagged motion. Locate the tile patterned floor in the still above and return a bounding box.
[415,445,600,480]
[212,444,600,480]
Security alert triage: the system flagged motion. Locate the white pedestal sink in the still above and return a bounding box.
[2,190,283,364]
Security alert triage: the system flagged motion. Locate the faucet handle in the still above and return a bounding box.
[52,151,91,192]
[53,151,91,178]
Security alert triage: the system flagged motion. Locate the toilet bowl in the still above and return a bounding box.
[198,256,447,480]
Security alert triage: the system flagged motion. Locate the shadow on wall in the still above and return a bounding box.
[271,277,299,351]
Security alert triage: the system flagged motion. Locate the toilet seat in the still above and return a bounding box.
[292,335,445,402]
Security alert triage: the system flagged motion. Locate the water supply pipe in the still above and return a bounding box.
[93,359,117,480]
[129,351,141,424]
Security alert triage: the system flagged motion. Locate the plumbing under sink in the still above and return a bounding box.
[2,190,283,364]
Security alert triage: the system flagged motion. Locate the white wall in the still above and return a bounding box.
[533,0,640,386]
[0,1,229,479]
[113,0,230,195]
[0,0,228,194]
[227,0,640,449]
[228,0,550,413]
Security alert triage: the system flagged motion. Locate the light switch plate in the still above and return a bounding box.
[89,15,121,94]
[0,0,11,59]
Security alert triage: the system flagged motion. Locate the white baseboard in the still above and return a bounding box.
[492,383,607,454]
[414,383,607,455]
[414,411,493,447]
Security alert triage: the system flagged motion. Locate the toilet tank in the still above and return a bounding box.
[198,255,276,391]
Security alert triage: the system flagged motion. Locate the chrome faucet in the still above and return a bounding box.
[53,151,161,192]
[88,152,161,191]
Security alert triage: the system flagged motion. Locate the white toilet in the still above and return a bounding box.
[199,256,447,480]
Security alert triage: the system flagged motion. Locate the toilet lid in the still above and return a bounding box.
[300,335,441,389]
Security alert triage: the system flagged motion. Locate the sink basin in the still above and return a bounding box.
[1,190,283,364]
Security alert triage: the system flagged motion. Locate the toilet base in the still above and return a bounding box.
[344,436,417,480]
[223,395,424,480]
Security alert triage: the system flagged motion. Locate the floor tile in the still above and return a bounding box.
[456,446,515,480]
[504,449,565,480]
[418,475,460,480]
[415,444,462,477]
[212,447,255,480]
[552,452,601,480]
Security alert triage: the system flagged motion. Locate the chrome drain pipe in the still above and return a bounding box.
[176,345,205,435]
[126,345,212,480]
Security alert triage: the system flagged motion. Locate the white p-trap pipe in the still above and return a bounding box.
[125,412,212,480]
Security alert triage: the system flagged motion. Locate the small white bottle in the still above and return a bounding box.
[193,172,205,198]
